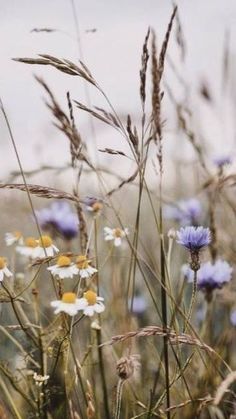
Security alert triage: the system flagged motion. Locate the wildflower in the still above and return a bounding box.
[213,155,232,168]
[5,231,23,246]
[33,372,50,386]
[183,259,233,291]
[177,226,211,273]
[33,235,59,259]
[0,258,12,282]
[51,292,81,316]
[16,237,38,258]
[47,255,78,279]
[164,198,202,226]
[76,255,97,279]
[128,295,147,315]
[76,290,105,317]
[36,201,79,240]
[230,310,236,327]
[104,226,129,247]
[177,226,211,252]
[85,197,103,214]
[116,354,140,380]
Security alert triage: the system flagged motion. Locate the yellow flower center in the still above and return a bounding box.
[13,231,22,239]
[76,255,89,269]
[57,255,71,267]
[114,228,122,238]
[38,235,52,248]
[62,292,76,304]
[0,257,6,269]
[25,237,38,248]
[92,202,103,212]
[83,290,97,305]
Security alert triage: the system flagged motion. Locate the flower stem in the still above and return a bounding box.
[184,270,197,331]
[114,379,124,419]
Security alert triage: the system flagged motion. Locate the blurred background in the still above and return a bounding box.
[1,0,236,176]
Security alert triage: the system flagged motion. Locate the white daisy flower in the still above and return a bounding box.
[33,235,59,259]
[16,237,38,258]
[51,292,81,316]
[0,257,13,282]
[76,255,97,279]
[47,255,78,279]
[5,231,23,246]
[104,227,129,247]
[77,290,105,317]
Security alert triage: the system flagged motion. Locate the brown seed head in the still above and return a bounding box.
[116,355,140,380]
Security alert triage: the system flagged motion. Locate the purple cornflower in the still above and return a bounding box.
[183,259,233,291]
[36,201,79,240]
[230,310,236,327]
[177,226,211,252]
[213,155,232,168]
[128,295,147,315]
[164,198,202,226]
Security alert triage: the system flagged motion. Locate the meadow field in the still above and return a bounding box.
[1,1,236,418]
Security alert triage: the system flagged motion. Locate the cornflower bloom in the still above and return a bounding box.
[128,295,147,315]
[177,226,211,271]
[177,226,211,325]
[36,201,79,240]
[164,198,202,226]
[213,155,232,169]
[183,259,233,293]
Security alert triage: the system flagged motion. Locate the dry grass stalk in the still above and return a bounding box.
[35,77,93,169]
[13,54,97,86]
[214,371,236,405]
[163,395,213,413]
[30,27,57,33]
[100,325,214,354]
[98,148,127,157]
[174,6,186,61]
[151,31,161,148]
[106,166,140,197]
[86,380,96,419]
[35,77,89,253]
[74,100,121,131]
[126,115,140,159]
[140,27,150,107]
[0,183,82,203]
[68,399,81,419]
[158,5,177,79]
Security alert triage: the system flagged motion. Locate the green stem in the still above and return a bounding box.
[184,270,197,332]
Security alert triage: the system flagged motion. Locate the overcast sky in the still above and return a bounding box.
[1,0,236,177]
